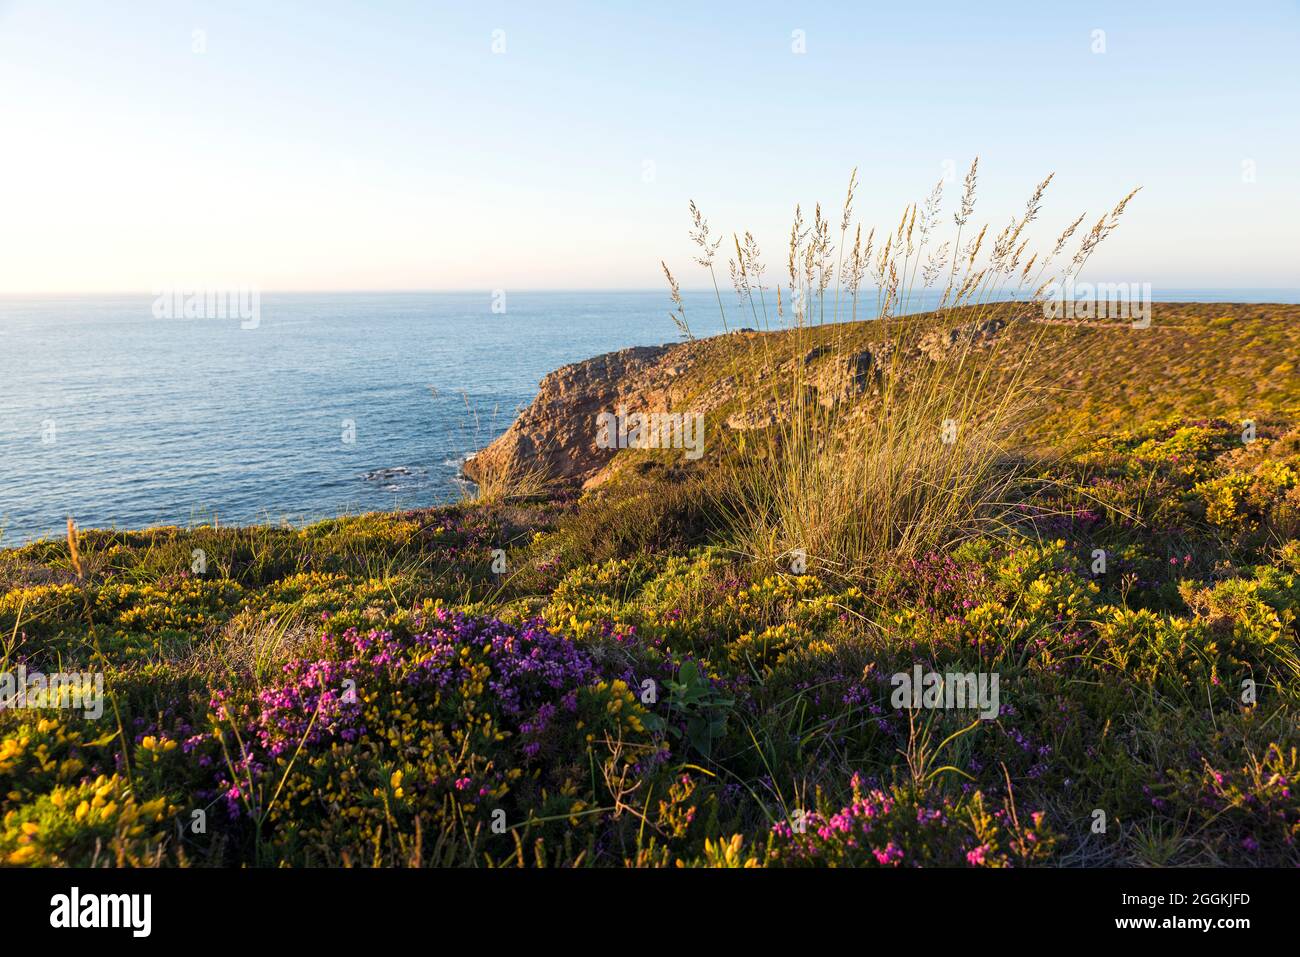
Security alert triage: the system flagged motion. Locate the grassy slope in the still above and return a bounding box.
[683,301,1299,438]
[1,303,1297,867]
[583,302,1299,490]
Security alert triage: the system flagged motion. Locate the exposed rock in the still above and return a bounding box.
[810,350,878,407]
[726,406,779,431]
[917,317,1008,361]
[462,342,695,490]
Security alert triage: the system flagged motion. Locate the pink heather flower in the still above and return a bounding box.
[872,842,904,866]
[454,777,472,791]
[966,844,989,866]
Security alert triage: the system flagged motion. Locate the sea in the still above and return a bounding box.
[2,288,1297,546]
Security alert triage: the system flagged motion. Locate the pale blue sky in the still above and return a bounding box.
[0,0,1296,293]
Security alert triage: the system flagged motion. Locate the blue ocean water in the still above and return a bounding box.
[2,289,1297,546]
[0,291,730,545]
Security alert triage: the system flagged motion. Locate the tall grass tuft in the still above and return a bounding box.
[667,161,1138,580]
[724,336,1041,578]
[455,390,553,504]
[466,456,552,505]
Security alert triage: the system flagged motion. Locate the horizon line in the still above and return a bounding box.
[4,285,1300,300]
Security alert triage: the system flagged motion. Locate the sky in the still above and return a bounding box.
[0,0,1296,294]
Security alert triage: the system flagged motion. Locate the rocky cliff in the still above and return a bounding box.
[462,341,699,490]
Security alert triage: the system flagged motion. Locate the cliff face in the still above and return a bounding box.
[462,341,700,490]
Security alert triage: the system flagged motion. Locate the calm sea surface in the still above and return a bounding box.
[2,289,1297,545]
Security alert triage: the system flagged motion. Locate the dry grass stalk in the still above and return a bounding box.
[66,516,83,580]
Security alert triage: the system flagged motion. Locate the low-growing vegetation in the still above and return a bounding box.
[2,414,1297,867]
